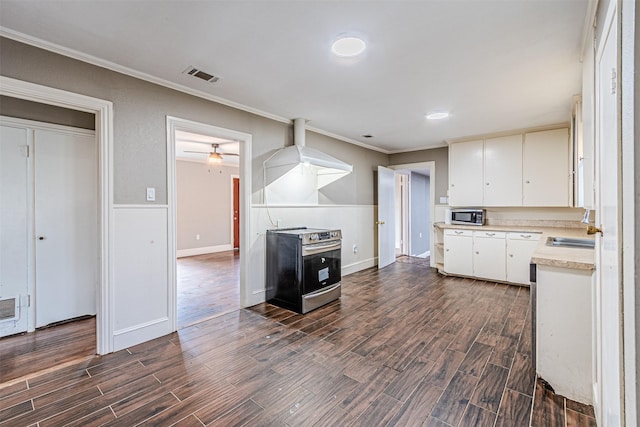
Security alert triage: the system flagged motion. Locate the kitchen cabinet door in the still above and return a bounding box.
[523,128,570,206]
[484,134,523,206]
[444,229,473,276]
[449,140,483,207]
[473,231,506,281]
[506,232,541,285]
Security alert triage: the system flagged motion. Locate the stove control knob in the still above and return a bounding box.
[309,233,319,241]
[330,231,339,238]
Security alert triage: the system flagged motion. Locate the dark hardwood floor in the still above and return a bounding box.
[177,250,240,328]
[0,260,596,426]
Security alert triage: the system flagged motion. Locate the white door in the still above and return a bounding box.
[0,125,30,337]
[34,129,97,328]
[594,3,622,424]
[377,166,396,269]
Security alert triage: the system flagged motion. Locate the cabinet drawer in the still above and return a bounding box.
[507,232,541,241]
[473,231,506,239]
[444,229,473,237]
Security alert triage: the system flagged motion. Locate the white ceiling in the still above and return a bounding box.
[175,130,239,166]
[0,1,589,153]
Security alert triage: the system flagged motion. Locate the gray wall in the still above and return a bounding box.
[0,37,384,206]
[176,160,238,251]
[0,96,95,129]
[389,146,448,202]
[410,172,430,256]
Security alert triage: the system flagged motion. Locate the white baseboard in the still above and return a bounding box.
[342,258,377,276]
[177,244,233,258]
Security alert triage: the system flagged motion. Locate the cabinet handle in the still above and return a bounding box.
[509,254,514,257]
[451,184,455,187]
[486,232,495,236]
[454,231,464,235]
[475,251,479,255]
[486,182,490,186]
[520,234,532,238]
[446,249,449,252]
[525,180,531,184]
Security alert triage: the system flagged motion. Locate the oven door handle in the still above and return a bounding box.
[303,283,341,299]
[302,241,341,256]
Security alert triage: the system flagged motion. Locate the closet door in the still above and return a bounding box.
[0,125,30,337]
[34,128,97,327]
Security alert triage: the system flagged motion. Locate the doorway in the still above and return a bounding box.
[1,116,98,337]
[377,162,435,269]
[168,118,247,329]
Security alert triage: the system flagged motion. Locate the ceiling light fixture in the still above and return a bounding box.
[208,153,222,164]
[426,112,450,120]
[331,37,366,57]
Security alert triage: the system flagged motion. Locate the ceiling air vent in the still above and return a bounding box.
[183,66,220,83]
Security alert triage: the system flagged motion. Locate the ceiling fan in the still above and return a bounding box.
[184,143,239,164]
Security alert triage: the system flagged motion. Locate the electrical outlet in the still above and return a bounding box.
[146,187,156,201]
[353,244,358,254]
[196,234,200,240]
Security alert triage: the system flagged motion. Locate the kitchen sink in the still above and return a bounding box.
[545,237,595,249]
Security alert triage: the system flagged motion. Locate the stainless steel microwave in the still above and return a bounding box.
[451,209,485,226]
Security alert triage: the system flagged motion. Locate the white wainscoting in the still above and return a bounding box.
[246,205,376,307]
[112,205,172,351]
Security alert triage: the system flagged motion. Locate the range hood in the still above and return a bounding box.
[264,118,353,189]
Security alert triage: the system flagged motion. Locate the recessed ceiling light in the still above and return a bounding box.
[425,112,450,120]
[331,37,366,57]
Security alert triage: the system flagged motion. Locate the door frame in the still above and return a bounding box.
[0,76,114,355]
[167,116,251,331]
[231,174,240,249]
[389,161,436,264]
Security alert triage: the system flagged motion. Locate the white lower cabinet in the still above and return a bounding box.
[506,232,541,285]
[442,227,541,285]
[443,229,473,276]
[472,231,506,282]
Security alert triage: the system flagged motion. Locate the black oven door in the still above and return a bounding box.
[301,242,341,295]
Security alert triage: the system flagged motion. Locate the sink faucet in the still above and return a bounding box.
[581,208,591,224]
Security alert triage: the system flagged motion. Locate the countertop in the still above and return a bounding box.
[435,222,595,271]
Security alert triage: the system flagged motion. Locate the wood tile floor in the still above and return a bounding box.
[177,250,240,329]
[0,261,596,426]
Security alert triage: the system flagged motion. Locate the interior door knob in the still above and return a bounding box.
[376,221,385,225]
[38,236,46,240]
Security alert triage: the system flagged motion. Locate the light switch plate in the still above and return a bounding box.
[146,187,155,201]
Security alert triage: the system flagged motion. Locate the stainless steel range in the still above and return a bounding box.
[266,227,342,314]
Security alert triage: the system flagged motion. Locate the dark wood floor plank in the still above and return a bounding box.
[531,379,565,427]
[506,351,535,396]
[99,392,179,426]
[386,380,443,427]
[383,356,435,402]
[458,342,493,378]
[495,388,533,427]
[206,398,263,427]
[424,349,466,388]
[0,381,27,400]
[461,403,498,427]
[0,400,33,423]
[430,370,479,426]
[566,408,598,427]
[352,393,403,426]
[470,363,509,413]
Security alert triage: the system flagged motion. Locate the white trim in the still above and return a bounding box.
[252,204,376,209]
[230,174,240,249]
[620,0,637,424]
[342,258,377,276]
[177,244,233,258]
[0,116,95,136]
[388,161,436,267]
[0,76,114,355]
[113,317,170,350]
[113,204,169,209]
[167,116,253,315]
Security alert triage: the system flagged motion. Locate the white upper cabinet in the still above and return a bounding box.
[449,127,570,208]
[484,134,523,206]
[523,128,570,207]
[449,139,483,207]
